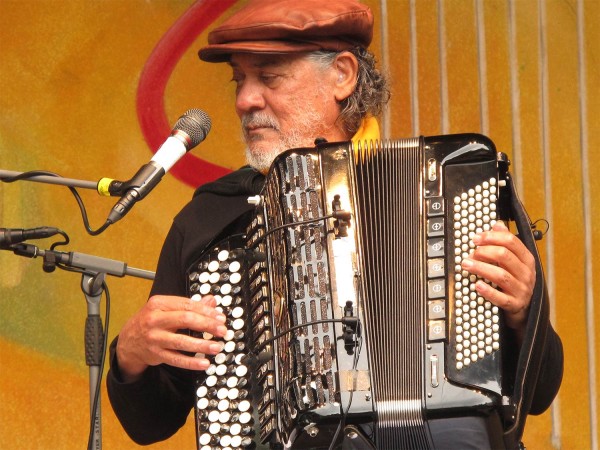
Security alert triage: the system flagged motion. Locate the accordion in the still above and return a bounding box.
[187,134,534,450]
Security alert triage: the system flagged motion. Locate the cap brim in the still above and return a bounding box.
[199,40,324,63]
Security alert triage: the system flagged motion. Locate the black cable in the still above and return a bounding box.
[246,318,359,359]
[1,170,111,236]
[250,210,351,249]
[49,230,70,251]
[327,333,363,450]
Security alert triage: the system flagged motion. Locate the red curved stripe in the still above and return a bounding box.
[136,0,238,188]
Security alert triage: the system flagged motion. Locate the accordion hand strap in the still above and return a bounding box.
[502,173,550,447]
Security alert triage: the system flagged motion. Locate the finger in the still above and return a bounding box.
[461,257,530,299]
[154,348,214,371]
[148,294,223,319]
[472,280,529,329]
[151,329,225,357]
[472,223,535,268]
[145,310,228,338]
[468,244,530,276]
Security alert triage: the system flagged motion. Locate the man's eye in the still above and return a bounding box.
[260,74,279,84]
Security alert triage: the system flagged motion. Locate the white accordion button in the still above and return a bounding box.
[224,341,236,353]
[199,433,211,445]
[199,272,210,283]
[208,410,220,422]
[238,400,251,412]
[191,294,202,302]
[223,329,235,341]
[221,284,232,295]
[230,423,241,435]
[200,284,211,295]
[229,261,241,273]
[235,365,248,377]
[209,422,221,435]
[232,318,245,330]
[217,387,228,400]
[218,250,229,261]
[197,398,209,410]
[208,260,219,272]
[218,399,230,411]
[230,272,242,284]
[197,386,208,398]
[209,272,220,284]
[228,388,239,399]
[239,412,252,424]
[221,295,233,307]
[227,376,238,388]
[216,364,227,376]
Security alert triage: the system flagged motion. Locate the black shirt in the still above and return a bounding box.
[107,166,563,447]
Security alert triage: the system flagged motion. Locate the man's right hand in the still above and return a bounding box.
[115,294,228,383]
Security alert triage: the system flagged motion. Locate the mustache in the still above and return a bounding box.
[241,112,280,134]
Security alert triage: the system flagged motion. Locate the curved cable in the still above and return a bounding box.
[1,170,111,236]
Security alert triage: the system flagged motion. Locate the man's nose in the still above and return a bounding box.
[235,81,266,114]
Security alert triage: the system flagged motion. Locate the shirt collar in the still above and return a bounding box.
[351,116,381,145]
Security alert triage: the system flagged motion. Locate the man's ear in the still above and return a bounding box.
[333,51,359,102]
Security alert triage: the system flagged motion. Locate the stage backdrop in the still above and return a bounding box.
[1,1,598,449]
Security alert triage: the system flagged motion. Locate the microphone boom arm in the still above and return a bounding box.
[9,243,155,280]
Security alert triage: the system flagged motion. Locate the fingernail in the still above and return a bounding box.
[216,325,228,336]
[216,314,227,323]
[194,357,209,370]
[462,258,474,268]
[209,342,223,353]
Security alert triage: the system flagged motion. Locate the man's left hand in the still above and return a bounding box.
[460,221,536,340]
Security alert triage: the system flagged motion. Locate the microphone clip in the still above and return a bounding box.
[342,301,360,354]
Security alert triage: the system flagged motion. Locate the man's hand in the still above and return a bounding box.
[115,294,228,382]
[461,221,536,342]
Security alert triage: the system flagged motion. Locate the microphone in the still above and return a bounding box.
[106,109,212,224]
[0,227,61,249]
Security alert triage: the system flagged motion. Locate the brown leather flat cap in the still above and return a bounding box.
[199,0,373,63]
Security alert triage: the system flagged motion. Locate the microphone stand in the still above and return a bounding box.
[7,243,155,450]
[0,169,100,191]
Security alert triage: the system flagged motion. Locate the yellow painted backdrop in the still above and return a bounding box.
[0,1,598,449]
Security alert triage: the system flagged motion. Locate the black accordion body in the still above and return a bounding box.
[186,134,532,450]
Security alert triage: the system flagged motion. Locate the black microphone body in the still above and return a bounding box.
[106,162,165,224]
[107,109,211,224]
[0,227,60,249]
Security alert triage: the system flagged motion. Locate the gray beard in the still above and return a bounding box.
[242,102,329,172]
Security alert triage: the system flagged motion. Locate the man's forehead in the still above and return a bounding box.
[228,53,302,70]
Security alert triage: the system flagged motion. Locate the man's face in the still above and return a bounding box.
[229,53,347,172]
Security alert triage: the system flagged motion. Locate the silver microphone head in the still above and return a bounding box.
[173,108,212,149]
